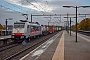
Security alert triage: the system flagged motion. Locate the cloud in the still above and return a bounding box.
[4,0,53,12]
[4,0,89,14]
[0,0,90,26]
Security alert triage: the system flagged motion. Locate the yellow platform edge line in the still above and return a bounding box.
[52,31,64,60]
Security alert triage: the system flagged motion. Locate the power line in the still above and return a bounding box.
[26,0,46,14]
[33,0,55,22]
[45,1,60,23]
[33,17,47,22]
[45,1,56,13]
[26,0,51,21]
[33,0,48,13]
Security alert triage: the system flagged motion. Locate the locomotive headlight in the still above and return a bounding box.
[12,33,15,35]
[21,36,24,38]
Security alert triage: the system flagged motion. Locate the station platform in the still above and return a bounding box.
[20,31,90,60]
[0,35,11,40]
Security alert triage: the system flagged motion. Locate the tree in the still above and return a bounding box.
[78,18,90,30]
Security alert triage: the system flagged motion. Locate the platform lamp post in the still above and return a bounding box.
[63,5,90,42]
[64,17,76,36]
[5,18,12,35]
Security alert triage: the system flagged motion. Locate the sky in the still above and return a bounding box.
[0,0,90,26]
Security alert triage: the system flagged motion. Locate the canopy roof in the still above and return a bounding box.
[0,24,4,29]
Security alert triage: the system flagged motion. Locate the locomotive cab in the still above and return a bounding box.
[12,22,26,42]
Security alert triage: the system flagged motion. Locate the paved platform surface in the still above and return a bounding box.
[64,31,90,60]
[20,31,90,60]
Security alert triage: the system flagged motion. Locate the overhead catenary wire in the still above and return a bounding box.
[33,0,46,12]
[0,0,62,26]
[33,17,51,25]
[26,0,51,21]
[34,0,60,24]
[26,0,46,15]
[33,17,47,22]
[4,0,59,24]
[33,0,57,22]
[45,1,58,23]
[0,0,50,23]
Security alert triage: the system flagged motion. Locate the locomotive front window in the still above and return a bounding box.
[14,24,25,28]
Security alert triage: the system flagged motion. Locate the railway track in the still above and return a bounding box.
[0,31,61,60]
[73,30,90,36]
[5,33,57,60]
[5,37,51,60]
[0,42,14,48]
[0,43,19,52]
[77,30,90,36]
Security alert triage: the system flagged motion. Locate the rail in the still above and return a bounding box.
[73,30,90,36]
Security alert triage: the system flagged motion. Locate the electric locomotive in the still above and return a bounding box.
[11,20,41,42]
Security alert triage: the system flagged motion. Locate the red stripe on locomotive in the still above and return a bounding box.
[12,33,24,36]
[30,30,40,34]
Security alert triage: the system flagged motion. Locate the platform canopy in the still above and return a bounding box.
[0,24,4,29]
